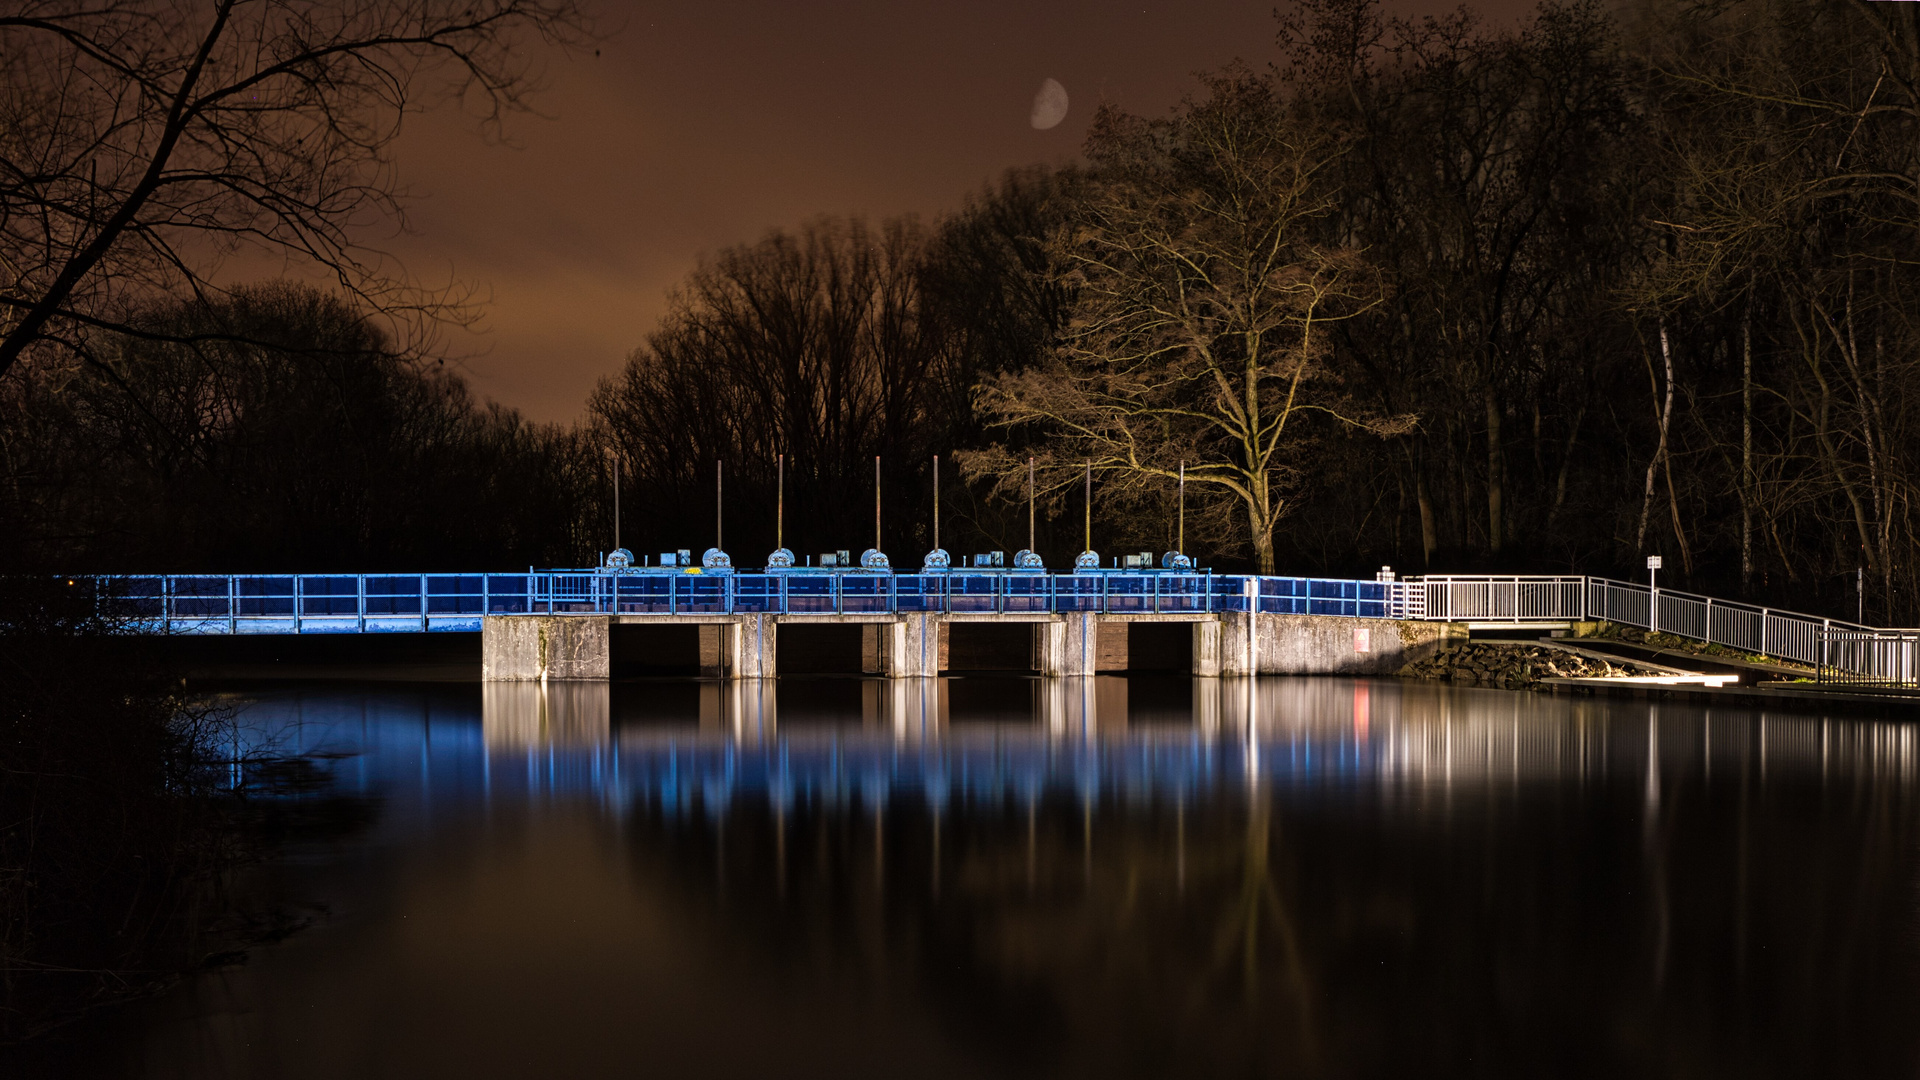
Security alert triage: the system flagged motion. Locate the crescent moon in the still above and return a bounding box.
[1030,78,1069,130]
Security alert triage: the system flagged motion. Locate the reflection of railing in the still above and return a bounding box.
[92,571,1410,634]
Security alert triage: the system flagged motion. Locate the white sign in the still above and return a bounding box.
[1647,555,1664,570]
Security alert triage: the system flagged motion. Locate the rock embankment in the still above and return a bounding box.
[1398,643,1656,690]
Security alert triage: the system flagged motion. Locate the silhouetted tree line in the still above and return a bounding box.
[1,283,601,571]
[7,0,1919,623]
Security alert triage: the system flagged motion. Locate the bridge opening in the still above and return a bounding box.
[1128,623,1195,673]
[1092,621,1197,674]
[943,622,1040,674]
[778,623,873,675]
[610,623,724,678]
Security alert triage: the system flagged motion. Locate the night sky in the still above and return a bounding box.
[386,0,1534,422]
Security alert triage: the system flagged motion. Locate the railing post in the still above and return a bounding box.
[1761,609,1769,657]
[228,575,237,635]
[358,575,367,632]
[420,574,429,630]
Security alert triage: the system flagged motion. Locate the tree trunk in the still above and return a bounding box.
[1415,455,1437,568]
[1485,384,1504,555]
[1741,303,1754,591]
[1636,321,1676,554]
[1545,403,1584,534]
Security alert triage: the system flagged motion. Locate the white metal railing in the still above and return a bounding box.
[1409,573,1909,676]
[1817,630,1920,688]
[1414,576,1586,623]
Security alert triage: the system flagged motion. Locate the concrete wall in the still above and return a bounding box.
[1096,622,1128,670]
[898,614,940,677]
[733,614,775,678]
[1191,620,1222,677]
[481,615,610,681]
[1048,614,1097,676]
[1220,612,1461,675]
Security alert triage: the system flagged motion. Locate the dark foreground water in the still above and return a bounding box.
[22,676,1920,1078]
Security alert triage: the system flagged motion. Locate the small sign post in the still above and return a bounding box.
[1647,555,1663,634]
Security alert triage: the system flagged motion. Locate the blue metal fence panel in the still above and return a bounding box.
[93,567,1434,633]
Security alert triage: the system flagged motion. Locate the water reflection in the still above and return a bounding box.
[391,678,1920,809]
[44,678,1920,1078]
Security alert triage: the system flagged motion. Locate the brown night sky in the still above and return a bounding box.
[372,0,1537,423]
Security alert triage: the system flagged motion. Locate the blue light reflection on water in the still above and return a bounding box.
[230,675,1920,824]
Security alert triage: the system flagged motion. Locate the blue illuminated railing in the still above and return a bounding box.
[82,571,1404,634]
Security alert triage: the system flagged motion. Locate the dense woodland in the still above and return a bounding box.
[7,0,1920,623]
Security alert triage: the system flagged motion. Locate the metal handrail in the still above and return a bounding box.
[88,569,1388,633]
[1411,572,1912,671]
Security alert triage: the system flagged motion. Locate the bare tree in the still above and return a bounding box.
[0,0,592,381]
[965,71,1409,573]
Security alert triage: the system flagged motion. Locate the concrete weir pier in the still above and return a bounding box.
[480,611,1460,681]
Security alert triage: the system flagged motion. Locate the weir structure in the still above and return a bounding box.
[83,559,1920,685]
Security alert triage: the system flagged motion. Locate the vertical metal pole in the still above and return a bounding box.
[717,458,724,551]
[933,454,940,552]
[1084,461,1091,552]
[614,454,621,555]
[1178,460,1185,553]
[1650,563,1659,634]
[1858,566,1864,625]
[875,455,882,553]
[1027,456,1035,553]
[777,453,784,550]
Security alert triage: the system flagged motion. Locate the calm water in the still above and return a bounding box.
[28,676,1920,1078]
